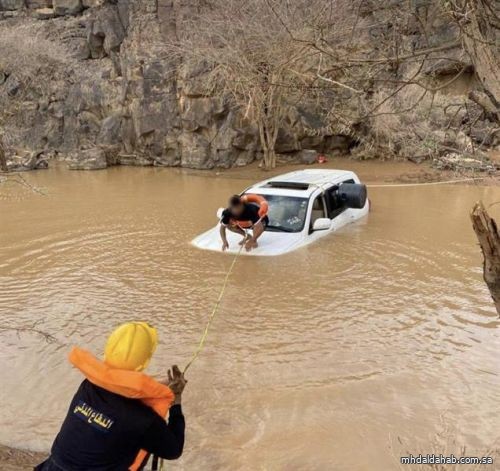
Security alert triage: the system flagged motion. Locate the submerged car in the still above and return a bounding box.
[192,169,369,256]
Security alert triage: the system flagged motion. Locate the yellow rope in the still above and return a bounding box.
[309,176,487,193]
[183,244,244,374]
[366,177,487,188]
[159,245,244,469]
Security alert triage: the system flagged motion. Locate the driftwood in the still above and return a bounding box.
[470,201,500,315]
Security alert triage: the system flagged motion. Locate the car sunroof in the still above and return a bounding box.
[262,181,310,190]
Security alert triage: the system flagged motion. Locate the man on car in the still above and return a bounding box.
[220,194,269,252]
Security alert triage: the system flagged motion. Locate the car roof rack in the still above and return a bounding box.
[262,181,310,190]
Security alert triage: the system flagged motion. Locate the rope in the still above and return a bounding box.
[158,242,244,470]
[308,176,488,194]
[183,243,244,374]
[366,176,487,188]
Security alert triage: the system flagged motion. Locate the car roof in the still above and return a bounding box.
[247,169,356,197]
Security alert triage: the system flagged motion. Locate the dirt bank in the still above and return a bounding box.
[185,155,500,186]
[0,445,44,471]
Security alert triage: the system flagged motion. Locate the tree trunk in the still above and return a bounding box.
[0,136,7,172]
[460,0,500,110]
[258,120,271,169]
[470,201,500,315]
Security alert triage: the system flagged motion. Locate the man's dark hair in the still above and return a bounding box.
[229,195,242,207]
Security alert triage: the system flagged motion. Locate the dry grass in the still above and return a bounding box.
[0,22,75,149]
[0,24,74,81]
[367,82,478,160]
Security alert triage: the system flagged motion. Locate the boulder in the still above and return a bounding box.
[82,0,100,7]
[53,0,82,16]
[298,149,318,165]
[116,154,153,166]
[33,7,56,19]
[26,0,52,8]
[68,147,107,170]
[0,0,25,10]
[233,150,256,167]
[7,151,49,171]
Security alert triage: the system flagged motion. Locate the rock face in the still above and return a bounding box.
[0,0,498,170]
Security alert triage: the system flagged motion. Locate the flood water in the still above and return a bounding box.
[1,165,499,470]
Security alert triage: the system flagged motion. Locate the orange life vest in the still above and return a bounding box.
[242,194,269,218]
[69,347,174,471]
[230,194,269,228]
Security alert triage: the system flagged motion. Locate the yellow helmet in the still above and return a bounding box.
[104,322,158,371]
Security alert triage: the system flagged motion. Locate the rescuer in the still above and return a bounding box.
[35,322,186,471]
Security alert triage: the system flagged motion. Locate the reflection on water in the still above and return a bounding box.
[1,166,499,470]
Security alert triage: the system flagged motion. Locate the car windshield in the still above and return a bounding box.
[256,194,309,233]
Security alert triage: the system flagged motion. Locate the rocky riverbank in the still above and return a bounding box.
[1,0,498,172]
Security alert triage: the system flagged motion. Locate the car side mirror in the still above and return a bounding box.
[216,208,224,219]
[312,218,331,231]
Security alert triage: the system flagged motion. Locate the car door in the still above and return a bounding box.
[324,179,355,230]
[308,193,327,234]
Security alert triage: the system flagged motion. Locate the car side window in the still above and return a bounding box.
[325,179,355,219]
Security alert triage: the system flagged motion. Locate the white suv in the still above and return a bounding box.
[192,169,369,256]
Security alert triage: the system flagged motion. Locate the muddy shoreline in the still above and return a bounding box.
[9,154,498,184]
[208,155,500,185]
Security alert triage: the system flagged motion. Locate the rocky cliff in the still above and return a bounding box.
[0,0,498,171]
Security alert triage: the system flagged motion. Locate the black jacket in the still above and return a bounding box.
[35,380,185,471]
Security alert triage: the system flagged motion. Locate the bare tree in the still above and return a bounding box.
[170,0,329,169]
[447,0,499,108]
[169,0,481,167]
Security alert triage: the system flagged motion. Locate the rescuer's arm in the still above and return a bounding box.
[220,209,231,251]
[144,366,187,460]
[141,406,185,460]
[220,224,229,251]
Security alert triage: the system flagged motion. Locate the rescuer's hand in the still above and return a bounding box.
[167,365,187,404]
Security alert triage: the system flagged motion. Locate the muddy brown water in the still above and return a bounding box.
[1,165,499,470]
